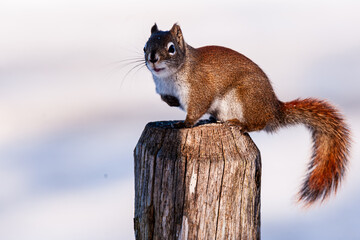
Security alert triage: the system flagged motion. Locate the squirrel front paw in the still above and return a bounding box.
[161,95,181,107]
[172,121,193,129]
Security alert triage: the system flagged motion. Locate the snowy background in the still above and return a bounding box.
[1,0,360,239]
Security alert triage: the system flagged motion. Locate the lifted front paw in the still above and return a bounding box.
[161,95,181,107]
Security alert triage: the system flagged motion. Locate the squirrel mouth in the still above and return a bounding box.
[153,67,164,73]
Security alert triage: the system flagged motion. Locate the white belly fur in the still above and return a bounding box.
[208,88,244,122]
[153,75,189,111]
[153,75,243,122]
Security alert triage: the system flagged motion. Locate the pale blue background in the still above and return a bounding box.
[1,0,360,239]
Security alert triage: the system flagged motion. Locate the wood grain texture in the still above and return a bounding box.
[134,121,261,240]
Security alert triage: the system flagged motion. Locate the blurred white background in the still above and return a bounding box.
[1,0,359,239]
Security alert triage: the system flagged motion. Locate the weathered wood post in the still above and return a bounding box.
[134,121,261,240]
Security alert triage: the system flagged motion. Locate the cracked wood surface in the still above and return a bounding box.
[134,121,261,240]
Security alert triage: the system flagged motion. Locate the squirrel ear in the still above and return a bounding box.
[170,23,185,49]
[151,23,159,34]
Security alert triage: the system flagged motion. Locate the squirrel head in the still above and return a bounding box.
[144,23,186,78]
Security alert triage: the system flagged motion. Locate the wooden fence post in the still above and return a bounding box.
[134,121,261,240]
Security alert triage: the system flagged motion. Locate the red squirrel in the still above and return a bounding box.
[144,23,351,205]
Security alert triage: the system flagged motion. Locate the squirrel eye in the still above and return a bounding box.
[167,42,176,55]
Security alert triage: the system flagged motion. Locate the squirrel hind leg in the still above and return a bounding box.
[224,118,242,126]
[223,119,247,133]
[223,118,269,133]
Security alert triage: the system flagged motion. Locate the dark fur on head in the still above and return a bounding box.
[151,23,159,34]
[144,23,187,73]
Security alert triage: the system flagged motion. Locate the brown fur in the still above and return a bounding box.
[144,23,351,205]
[280,99,350,205]
[183,45,282,131]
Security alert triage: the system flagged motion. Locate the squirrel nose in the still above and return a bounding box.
[149,51,158,63]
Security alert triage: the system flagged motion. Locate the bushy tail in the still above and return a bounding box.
[280,98,351,206]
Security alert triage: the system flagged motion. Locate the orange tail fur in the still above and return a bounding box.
[280,98,351,205]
